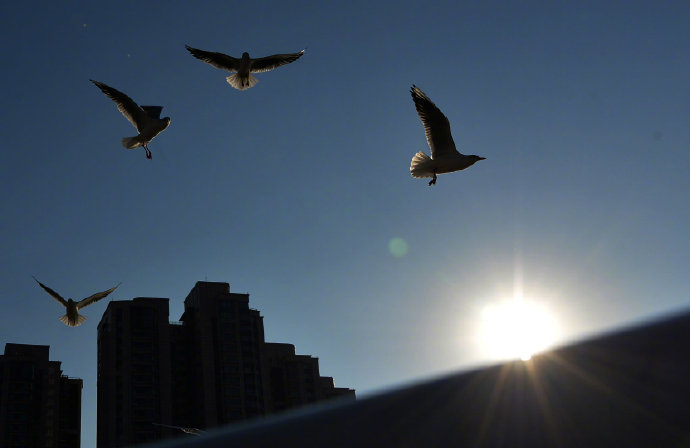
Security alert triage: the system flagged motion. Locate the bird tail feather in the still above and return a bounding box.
[410,151,434,178]
[59,314,87,327]
[226,74,258,90]
[122,136,142,149]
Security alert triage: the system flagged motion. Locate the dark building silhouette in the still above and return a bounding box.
[180,282,267,426]
[0,343,82,448]
[97,281,354,447]
[97,298,174,447]
[264,343,354,413]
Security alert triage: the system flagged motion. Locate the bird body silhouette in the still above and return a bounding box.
[152,423,204,435]
[409,85,485,185]
[185,45,305,90]
[91,80,170,159]
[33,277,120,326]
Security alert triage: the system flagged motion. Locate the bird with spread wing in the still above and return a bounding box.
[409,85,485,186]
[185,45,305,90]
[91,80,171,159]
[33,276,120,327]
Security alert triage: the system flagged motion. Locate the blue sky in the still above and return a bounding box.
[1,1,689,446]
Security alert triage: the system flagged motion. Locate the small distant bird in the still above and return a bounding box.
[185,45,305,90]
[409,85,485,186]
[152,423,204,436]
[33,276,120,327]
[91,80,171,159]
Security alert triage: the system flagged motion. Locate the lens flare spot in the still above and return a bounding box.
[388,238,408,257]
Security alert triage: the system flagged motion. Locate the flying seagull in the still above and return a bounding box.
[90,80,171,159]
[33,276,120,327]
[185,45,305,90]
[152,423,204,436]
[409,85,485,186]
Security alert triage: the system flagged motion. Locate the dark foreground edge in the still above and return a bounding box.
[142,309,690,448]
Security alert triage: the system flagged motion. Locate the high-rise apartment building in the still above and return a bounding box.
[97,281,354,447]
[0,343,82,448]
[179,281,267,427]
[97,298,174,447]
[264,343,354,412]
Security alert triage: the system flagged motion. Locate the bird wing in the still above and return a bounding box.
[77,283,121,309]
[33,276,68,308]
[410,85,460,159]
[91,80,149,133]
[185,45,241,72]
[152,423,203,435]
[250,49,305,73]
[141,106,163,119]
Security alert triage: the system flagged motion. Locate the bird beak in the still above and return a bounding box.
[479,157,486,160]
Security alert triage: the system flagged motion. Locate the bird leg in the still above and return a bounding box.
[143,144,152,159]
[428,172,437,186]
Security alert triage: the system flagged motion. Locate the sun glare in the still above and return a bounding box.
[478,299,559,361]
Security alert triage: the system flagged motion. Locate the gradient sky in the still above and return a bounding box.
[2,1,689,446]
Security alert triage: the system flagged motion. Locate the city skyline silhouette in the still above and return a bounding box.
[1,281,354,447]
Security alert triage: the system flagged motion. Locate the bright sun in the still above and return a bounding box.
[478,299,559,361]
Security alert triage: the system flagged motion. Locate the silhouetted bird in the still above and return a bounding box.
[33,276,120,327]
[90,80,171,159]
[152,423,204,435]
[409,85,485,186]
[185,45,305,90]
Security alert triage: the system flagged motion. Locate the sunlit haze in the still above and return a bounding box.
[478,297,560,361]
